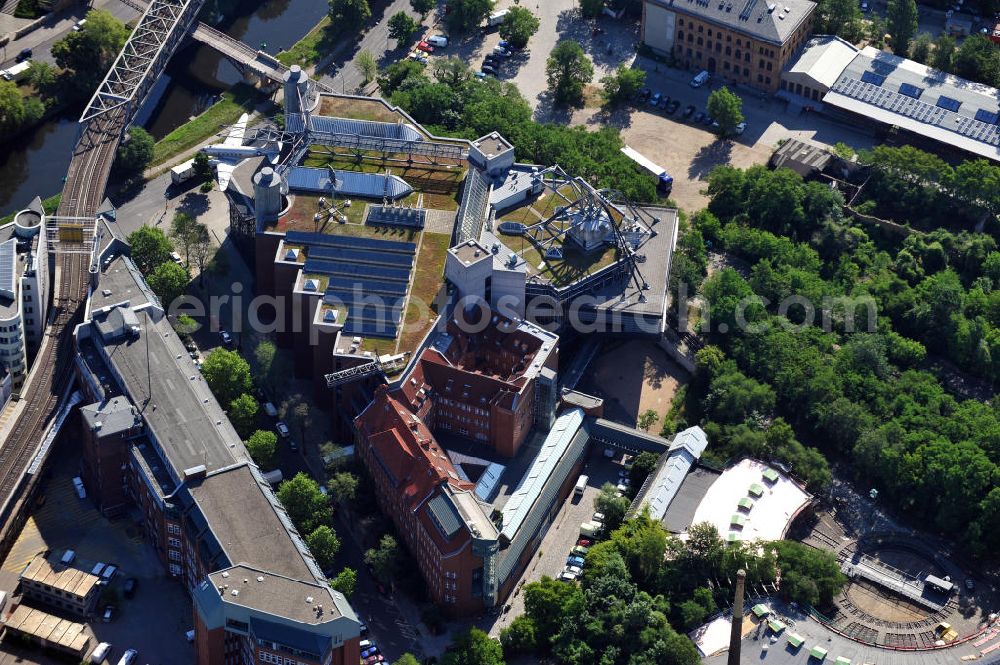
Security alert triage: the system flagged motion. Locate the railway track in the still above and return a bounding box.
[0,112,121,530]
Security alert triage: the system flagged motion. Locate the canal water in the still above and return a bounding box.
[0,0,328,217]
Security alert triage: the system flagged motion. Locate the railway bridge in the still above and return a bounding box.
[0,0,207,558]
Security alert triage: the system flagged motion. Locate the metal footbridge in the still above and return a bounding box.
[0,0,206,557]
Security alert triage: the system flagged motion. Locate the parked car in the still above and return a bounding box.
[577,537,593,547]
[616,482,628,493]
[665,99,680,114]
[734,121,747,135]
[102,605,115,622]
[690,69,709,87]
[693,111,706,124]
[362,646,380,658]
[965,578,975,591]
[15,48,31,63]
[567,555,586,567]
[702,113,715,126]
[72,18,87,31]
[359,621,369,635]
[565,565,583,575]
[481,64,498,75]
[637,87,651,101]
[483,54,499,65]
[409,53,429,64]
[123,578,137,598]
[648,92,662,107]
[416,41,434,53]
[276,421,290,438]
[220,330,233,346]
[119,649,138,665]
[592,512,605,522]
[170,251,183,264]
[558,570,578,582]
[571,545,589,556]
[493,45,512,57]
[658,95,671,110]
[263,402,278,417]
[682,104,696,118]
[497,39,512,49]
[72,476,86,499]
[426,35,448,47]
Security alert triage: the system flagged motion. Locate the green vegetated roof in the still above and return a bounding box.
[749,483,765,497]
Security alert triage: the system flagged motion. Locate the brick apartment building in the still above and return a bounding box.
[74,256,361,665]
[642,0,816,92]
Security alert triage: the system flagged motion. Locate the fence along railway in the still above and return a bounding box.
[0,0,206,557]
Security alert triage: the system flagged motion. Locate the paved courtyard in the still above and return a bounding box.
[0,440,193,665]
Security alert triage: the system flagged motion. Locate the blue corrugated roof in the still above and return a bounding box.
[308,116,424,142]
[501,409,584,542]
[474,462,506,502]
[639,426,708,521]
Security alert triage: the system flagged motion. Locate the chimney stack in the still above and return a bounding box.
[728,569,747,665]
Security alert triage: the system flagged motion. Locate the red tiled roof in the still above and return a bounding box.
[356,388,473,509]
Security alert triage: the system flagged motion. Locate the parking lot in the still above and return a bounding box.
[486,445,631,638]
[0,443,193,665]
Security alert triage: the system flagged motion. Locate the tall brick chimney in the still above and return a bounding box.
[728,569,747,665]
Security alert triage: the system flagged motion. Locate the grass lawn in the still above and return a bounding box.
[275,194,422,240]
[0,193,60,226]
[152,83,262,165]
[276,17,337,68]
[318,96,411,124]
[397,232,449,354]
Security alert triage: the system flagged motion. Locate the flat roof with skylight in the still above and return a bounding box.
[823,46,1000,161]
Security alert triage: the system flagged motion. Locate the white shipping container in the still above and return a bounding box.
[170,158,196,185]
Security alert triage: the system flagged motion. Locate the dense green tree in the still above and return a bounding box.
[433,57,471,88]
[952,34,1000,86]
[306,525,341,570]
[409,0,433,17]
[127,226,173,272]
[52,10,129,97]
[193,151,213,182]
[388,11,419,41]
[146,261,188,307]
[201,348,253,406]
[594,482,629,532]
[523,576,584,639]
[629,451,660,488]
[579,0,605,18]
[245,430,277,469]
[169,212,200,265]
[227,393,258,438]
[364,534,401,585]
[0,80,28,137]
[445,0,493,33]
[328,0,371,25]
[356,49,377,84]
[326,471,359,506]
[707,86,744,136]
[886,0,918,55]
[546,40,594,105]
[329,567,357,597]
[395,654,420,665]
[276,473,330,534]
[815,0,863,41]
[499,6,539,49]
[909,32,933,64]
[442,628,504,665]
[379,60,427,95]
[932,34,956,71]
[773,541,846,607]
[499,615,537,656]
[601,64,647,105]
[114,127,154,180]
[25,61,57,98]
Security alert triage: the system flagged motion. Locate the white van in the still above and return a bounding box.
[426,35,448,48]
[487,9,509,26]
[574,474,588,497]
[90,642,111,663]
[690,70,709,87]
[61,549,75,564]
[580,521,600,537]
[73,476,86,499]
[117,649,137,665]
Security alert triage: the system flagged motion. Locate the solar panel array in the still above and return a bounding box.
[832,76,1000,148]
[292,232,417,339]
[367,205,427,230]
